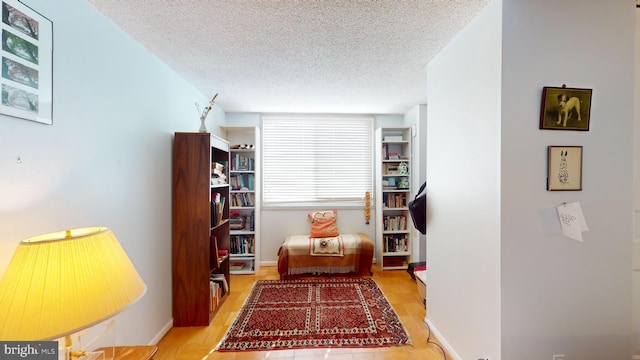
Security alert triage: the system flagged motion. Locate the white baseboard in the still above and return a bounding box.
[149,319,173,345]
[425,317,463,360]
[425,317,640,360]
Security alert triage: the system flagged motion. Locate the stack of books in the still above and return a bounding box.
[209,273,228,312]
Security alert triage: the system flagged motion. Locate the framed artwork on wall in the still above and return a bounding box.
[0,0,53,125]
[547,146,583,191]
[539,86,592,131]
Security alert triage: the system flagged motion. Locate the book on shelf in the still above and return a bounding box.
[231,235,255,254]
[230,192,255,207]
[210,273,228,294]
[383,215,407,231]
[210,281,219,311]
[210,235,220,269]
[384,192,406,208]
[231,153,255,171]
[229,211,245,230]
[230,262,245,271]
[211,193,226,227]
[230,173,254,190]
[383,234,409,252]
[210,202,218,227]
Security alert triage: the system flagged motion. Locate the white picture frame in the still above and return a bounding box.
[1,0,53,125]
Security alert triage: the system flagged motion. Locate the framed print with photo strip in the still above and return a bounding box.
[1,0,53,125]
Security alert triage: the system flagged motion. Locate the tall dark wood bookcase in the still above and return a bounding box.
[172,132,230,327]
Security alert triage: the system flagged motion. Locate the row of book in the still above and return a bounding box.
[383,234,409,253]
[230,192,255,207]
[383,215,407,231]
[383,193,407,208]
[230,173,254,190]
[210,192,226,227]
[230,235,255,255]
[230,154,255,171]
[209,273,228,312]
[230,210,255,231]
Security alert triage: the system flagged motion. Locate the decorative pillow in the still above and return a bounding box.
[308,210,339,238]
[310,236,344,256]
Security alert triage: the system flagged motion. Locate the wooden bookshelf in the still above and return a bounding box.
[172,132,230,326]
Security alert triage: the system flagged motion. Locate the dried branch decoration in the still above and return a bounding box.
[196,93,219,132]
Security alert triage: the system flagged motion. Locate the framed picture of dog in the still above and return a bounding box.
[547,146,583,191]
[539,86,592,131]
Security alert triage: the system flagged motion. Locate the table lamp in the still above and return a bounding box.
[0,227,147,358]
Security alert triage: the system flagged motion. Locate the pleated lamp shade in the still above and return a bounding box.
[0,227,147,340]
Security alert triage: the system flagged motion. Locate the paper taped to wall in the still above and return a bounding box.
[557,201,588,242]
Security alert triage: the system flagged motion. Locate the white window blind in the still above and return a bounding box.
[262,116,373,205]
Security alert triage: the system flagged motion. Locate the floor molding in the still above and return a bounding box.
[425,317,640,360]
[150,319,173,345]
[425,317,462,360]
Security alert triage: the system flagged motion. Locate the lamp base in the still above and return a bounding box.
[67,350,87,360]
[64,335,87,360]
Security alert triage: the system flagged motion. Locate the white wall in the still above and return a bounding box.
[404,105,427,262]
[0,0,222,346]
[633,9,640,358]
[501,1,634,359]
[426,1,502,359]
[427,0,635,359]
[223,113,409,264]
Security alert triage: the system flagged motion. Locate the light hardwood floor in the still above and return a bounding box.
[155,265,450,360]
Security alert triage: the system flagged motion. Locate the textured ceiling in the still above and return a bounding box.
[87,0,490,114]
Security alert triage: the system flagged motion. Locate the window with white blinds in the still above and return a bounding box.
[262,116,373,205]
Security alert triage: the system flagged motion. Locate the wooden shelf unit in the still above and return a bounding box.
[221,126,260,275]
[375,127,413,270]
[172,132,230,326]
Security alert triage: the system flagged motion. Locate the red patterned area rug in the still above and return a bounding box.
[216,277,411,352]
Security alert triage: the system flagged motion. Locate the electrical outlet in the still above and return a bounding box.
[553,355,565,360]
